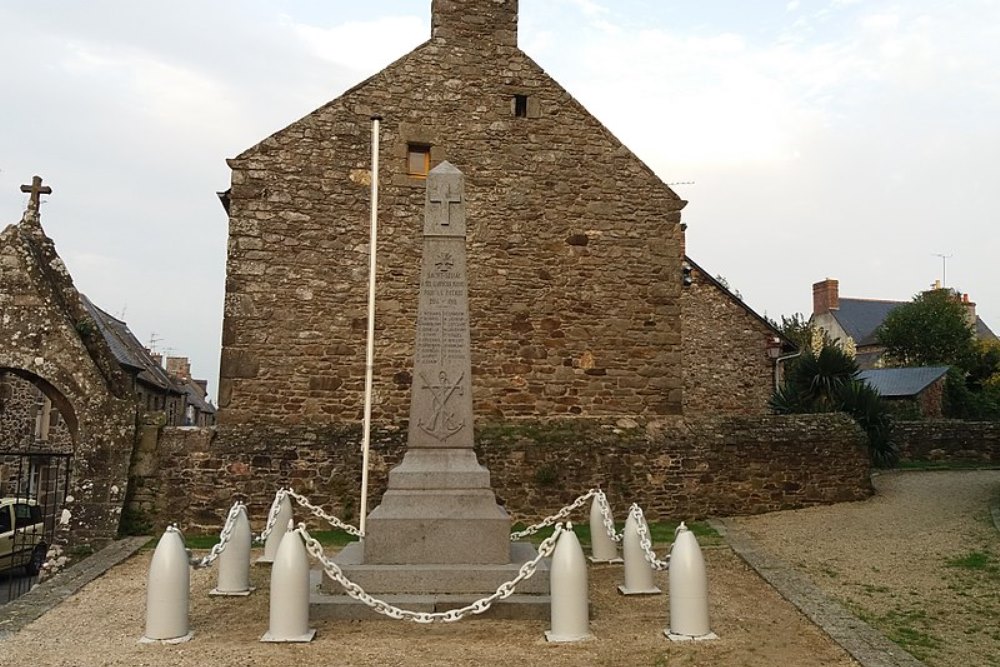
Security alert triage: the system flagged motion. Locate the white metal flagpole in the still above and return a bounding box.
[359,114,382,538]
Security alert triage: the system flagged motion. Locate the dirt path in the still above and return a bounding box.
[730,469,1000,667]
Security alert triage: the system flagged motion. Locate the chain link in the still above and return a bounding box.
[596,490,623,543]
[300,523,564,623]
[190,502,244,569]
[285,489,364,538]
[629,504,670,571]
[255,488,290,544]
[509,489,598,541]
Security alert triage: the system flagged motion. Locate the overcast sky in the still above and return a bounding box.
[2,0,998,401]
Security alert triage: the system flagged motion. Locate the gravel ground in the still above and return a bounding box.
[730,469,1000,667]
[7,469,994,667]
[0,543,855,666]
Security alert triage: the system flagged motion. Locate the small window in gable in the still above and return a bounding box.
[407,144,431,179]
[514,94,528,118]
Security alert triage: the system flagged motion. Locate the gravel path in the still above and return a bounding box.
[3,469,995,666]
[0,546,854,666]
[730,469,1000,667]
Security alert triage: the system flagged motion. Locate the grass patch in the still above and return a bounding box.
[947,551,992,570]
[168,521,721,553]
[510,520,720,547]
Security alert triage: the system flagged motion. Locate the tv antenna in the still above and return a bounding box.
[931,253,952,288]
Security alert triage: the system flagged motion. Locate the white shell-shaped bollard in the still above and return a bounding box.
[589,495,620,563]
[141,526,192,643]
[212,505,253,596]
[258,494,293,564]
[618,512,661,595]
[260,526,315,642]
[546,525,593,643]
[665,522,717,641]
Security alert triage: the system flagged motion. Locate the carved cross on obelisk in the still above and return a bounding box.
[20,176,52,211]
[428,182,462,227]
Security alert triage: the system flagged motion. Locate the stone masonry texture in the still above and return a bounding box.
[134,414,873,533]
[0,212,135,547]
[218,0,689,425]
[894,420,1000,463]
[682,264,778,415]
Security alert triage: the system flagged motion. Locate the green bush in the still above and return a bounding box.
[944,368,1000,420]
[771,341,898,467]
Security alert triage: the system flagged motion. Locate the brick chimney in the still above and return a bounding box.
[812,279,840,315]
[432,0,518,48]
[166,356,191,381]
[961,293,977,328]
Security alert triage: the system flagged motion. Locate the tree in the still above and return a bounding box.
[876,289,976,370]
[772,313,813,352]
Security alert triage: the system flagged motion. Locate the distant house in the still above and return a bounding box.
[811,279,997,369]
[164,356,217,427]
[82,296,186,424]
[857,366,950,418]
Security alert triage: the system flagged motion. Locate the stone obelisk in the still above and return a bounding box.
[362,162,511,565]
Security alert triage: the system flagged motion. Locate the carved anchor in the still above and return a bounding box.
[418,370,466,441]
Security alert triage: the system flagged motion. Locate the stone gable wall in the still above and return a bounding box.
[895,420,1000,463]
[0,218,135,546]
[134,415,871,532]
[220,35,686,425]
[682,266,776,415]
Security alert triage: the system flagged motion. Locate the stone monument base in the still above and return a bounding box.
[314,541,551,620]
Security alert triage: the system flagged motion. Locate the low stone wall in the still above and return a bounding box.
[130,414,872,533]
[894,420,1000,463]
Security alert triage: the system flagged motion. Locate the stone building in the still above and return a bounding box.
[1,187,217,544]
[0,202,134,546]
[219,0,786,426]
[165,356,217,427]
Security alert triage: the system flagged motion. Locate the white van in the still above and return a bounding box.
[0,498,47,576]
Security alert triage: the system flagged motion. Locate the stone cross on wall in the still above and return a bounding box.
[20,176,52,211]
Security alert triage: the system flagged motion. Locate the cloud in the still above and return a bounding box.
[282,14,428,75]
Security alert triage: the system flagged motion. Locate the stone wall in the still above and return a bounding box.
[219,0,687,425]
[134,414,871,532]
[0,373,74,452]
[681,263,778,415]
[895,420,1000,463]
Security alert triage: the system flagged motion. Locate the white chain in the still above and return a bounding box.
[596,490,623,543]
[286,489,364,538]
[300,523,564,623]
[190,502,244,569]
[509,489,598,541]
[629,504,670,571]
[255,488,289,544]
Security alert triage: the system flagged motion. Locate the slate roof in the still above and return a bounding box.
[832,298,997,346]
[80,295,181,394]
[180,379,216,415]
[856,366,950,398]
